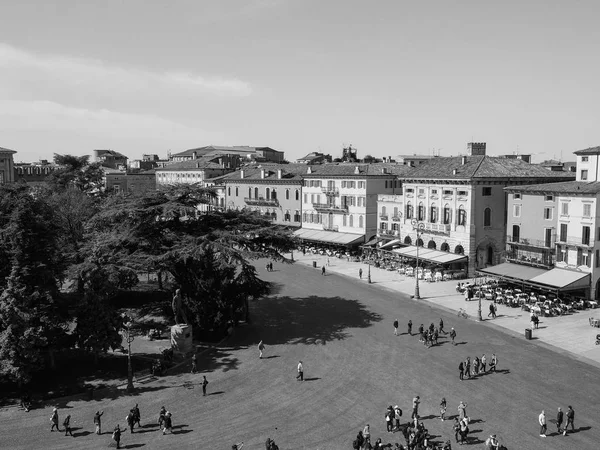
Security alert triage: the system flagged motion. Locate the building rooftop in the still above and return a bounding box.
[401,155,575,180]
[155,158,225,171]
[172,145,281,158]
[573,146,600,155]
[221,164,306,182]
[302,163,413,177]
[95,149,127,158]
[506,181,600,195]
[0,146,17,154]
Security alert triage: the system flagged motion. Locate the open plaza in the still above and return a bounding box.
[2,253,600,449]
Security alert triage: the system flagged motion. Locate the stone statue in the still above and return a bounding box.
[172,289,189,325]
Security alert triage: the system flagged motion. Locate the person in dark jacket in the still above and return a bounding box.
[113,425,122,449]
[393,319,399,335]
[566,406,575,433]
[162,411,173,435]
[556,407,564,434]
[93,411,104,435]
[126,410,135,434]
[408,320,413,335]
[63,415,73,436]
[133,404,141,428]
[459,361,464,380]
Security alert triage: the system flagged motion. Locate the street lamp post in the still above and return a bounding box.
[368,261,372,284]
[122,315,135,393]
[477,288,483,321]
[411,218,425,299]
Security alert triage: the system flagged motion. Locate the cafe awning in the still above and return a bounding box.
[363,236,383,247]
[293,228,364,246]
[391,246,468,265]
[477,263,590,292]
[379,239,402,249]
[529,268,590,291]
[477,263,546,282]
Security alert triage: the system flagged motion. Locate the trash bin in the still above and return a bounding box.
[525,328,532,340]
[313,261,317,268]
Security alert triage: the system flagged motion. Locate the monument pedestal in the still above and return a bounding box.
[171,324,193,357]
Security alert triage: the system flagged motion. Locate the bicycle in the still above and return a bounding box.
[458,308,469,319]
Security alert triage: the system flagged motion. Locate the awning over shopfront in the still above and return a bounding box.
[529,268,590,291]
[391,246,468,265]
[477,263,590,292]
[363,236,383,247]
[293,228,365,246]
[379,239,401,249]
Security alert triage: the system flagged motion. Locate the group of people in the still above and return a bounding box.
[48,404,178,449]
[400,318,457,347]
[539,406,576,437]
[265,261,275,272]
[458,354,498,380]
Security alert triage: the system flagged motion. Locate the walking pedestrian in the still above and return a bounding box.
[490,353,497,372]
[450,327,457,345]
[385,406,394,432]
[50,408,60,432]
[258,340,265,359]
[459,418,469,444]
[93,411,104,435]
[63,415,73,437]
[296,360,304,381]
[539,410,547,437]
[359,268,363,279]
[481,354,487,373]
[440,397,447,421]
[133,404,141,428]
[473,356,480,376]
[126,410,135,434]
[433,328,439,345]
[453,418,461,444]
[408,320,413,336]
[191,353,197,373]
[439,318,446,334]
[458,361,464,380]
[202,375,209,395]
[321,266,326,276]
[464,357,471,379]
[488,303,496,318]
[393,319,399,336]
[458,401,468,421]
[566,405,575,433]
[556,407,564,434]
[418,324,424,338]
[363,424,371,448]
[112,425,122,449]
[412,396,420,419]
[394,405,402,430]
[158,406,166,428]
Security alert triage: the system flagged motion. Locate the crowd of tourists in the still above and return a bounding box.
[458,353,497,380]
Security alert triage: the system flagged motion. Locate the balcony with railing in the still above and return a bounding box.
[506,235,555,248]
[554,234,594,248]
[313,203,348,214]
[380,214,389,220]
[323,224,339,232]
[321,187,339,196]
[505,245,555,268]
[424,222,451,234]
[378,228,399,238]
[392,216,402,222]
[244,197,279,207]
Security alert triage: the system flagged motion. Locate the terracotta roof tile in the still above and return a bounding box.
[506,181,600,195]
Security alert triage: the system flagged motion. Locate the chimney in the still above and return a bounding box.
[307,166,312,174]
[261,169,265,179]
[192,151,197,160]
[240,170,244,179]
[277,169,282,179]
[354,166,360,174]
[461,156,467,165]
[382,167,388,174]
[453,169,458,175]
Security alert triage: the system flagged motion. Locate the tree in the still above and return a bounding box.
[46,154,104,194]
[81,184,296,329]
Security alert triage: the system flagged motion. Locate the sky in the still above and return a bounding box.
[1,0,600,164]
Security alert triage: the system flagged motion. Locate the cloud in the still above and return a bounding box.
[0,42,252,102]
[0,100,224,143]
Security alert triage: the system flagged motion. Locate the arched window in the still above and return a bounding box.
[393,207,399,218]
[441,242,450,252]
[343,215,347,226]
[284,210,291,221]
[455,245,464,255]
[512,225,520,242]
[359,216,364,228]
[418,202,424,221]
[228,187,231,196]
[310,212,314,223]
[266,188,270,199]
[249,187,252,198]
[271,211,277,220]
[404,236,412,245]
[416,238,424,247]
[294,210,300,222]
[349,215,354,227]
[382,206,387,215]
[271,189,277,200]
[303,212,307,222]
[430,205,437,223]
[295,189,300,201]
[254,187,259,199]
[443,204,451,224]
[286,189,290,200]
[235,187,239,196]
[406,202,413,219]
[458,205,467,226]
[484,208,492,227]
[428,240,436,249]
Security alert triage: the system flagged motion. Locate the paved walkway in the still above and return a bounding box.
[293,252,600,368]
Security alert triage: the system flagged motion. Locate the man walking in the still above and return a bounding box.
[113,424,122,449]
[359,268,363,280]
[556,407,564,434]
[393,319,399,336]
[488,303,496,319]
[93,411,104,435]
[126,410,135,434]
[450,327,457,345]
[50,408,60,432]
[490,353,497,372]
[458,361,464,380]
[258,340,265,359]
[539,410,547,437]
[458,401,468,421]
[133,404,141,428]
[481,354,487,373]
[202,375,209,396]
[321,266,326,276]
[439,318,446,334]
[408,320,413,336]
[296,360,304,381]
[63,415,73,437]
[412,396,420,419]
[566,405,575,433]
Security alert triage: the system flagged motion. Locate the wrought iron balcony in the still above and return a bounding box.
[321,187,339,196]
[378,228,399,238]
[323,224,339,232]
[506,235,555,248]
[312,203,348,214]
[244,197,279,207]
[424,223,450,234]
[554,234,594,247]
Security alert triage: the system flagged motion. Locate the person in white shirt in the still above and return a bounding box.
[539,410,547,437]
[296,361,304,381]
